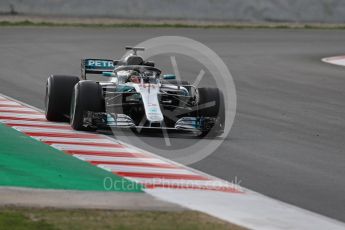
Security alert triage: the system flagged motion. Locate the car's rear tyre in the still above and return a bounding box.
[197,87,225,137]
[70,80,104,131]
[45,75,80,121]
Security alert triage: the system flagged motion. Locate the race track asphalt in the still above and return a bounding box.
[0,27,344,221]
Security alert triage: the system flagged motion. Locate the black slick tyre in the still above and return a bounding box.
[70,80,103,131]
[197,87,225,137]
[45,75,79,121]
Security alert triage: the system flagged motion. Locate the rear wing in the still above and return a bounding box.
[125,46,145,55]
[81,59,119,79]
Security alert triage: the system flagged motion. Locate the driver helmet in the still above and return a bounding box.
[128,70,140,83]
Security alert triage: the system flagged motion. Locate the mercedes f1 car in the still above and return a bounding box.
[45,47,225,137]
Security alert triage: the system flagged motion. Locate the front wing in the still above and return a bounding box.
[83,111,219,134]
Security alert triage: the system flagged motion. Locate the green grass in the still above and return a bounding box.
[0,207,245,230]
[1,19,345,30]
[0,211,55,230]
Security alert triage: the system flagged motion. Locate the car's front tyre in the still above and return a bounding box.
[197,87,225,137]
[70,80,104,131]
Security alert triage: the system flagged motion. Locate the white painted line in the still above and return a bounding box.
[74,155,169,164]
[126,177,232,187]
[33,136,113,143]
[0,101,22,106]
[0,107,38,112]
[0,95,44,113]
[147,189,345,230]
[322,55,345,67]
[0,113,45,119]
[50,144,134,153]
[0,119,70,127]
[99,164,193,175]
[12,126,84,134]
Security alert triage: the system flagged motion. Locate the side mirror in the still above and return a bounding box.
[102,72,115,77]
[163,74,176,80]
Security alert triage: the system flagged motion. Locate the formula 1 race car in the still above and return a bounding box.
[45,47,225,137]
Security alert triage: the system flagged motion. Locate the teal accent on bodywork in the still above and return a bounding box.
[163,74,176,80]
[102,72,115,77]
[85,59,114,69]
[116,85,136,93]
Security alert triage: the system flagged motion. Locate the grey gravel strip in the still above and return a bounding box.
[0,186,185,211]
